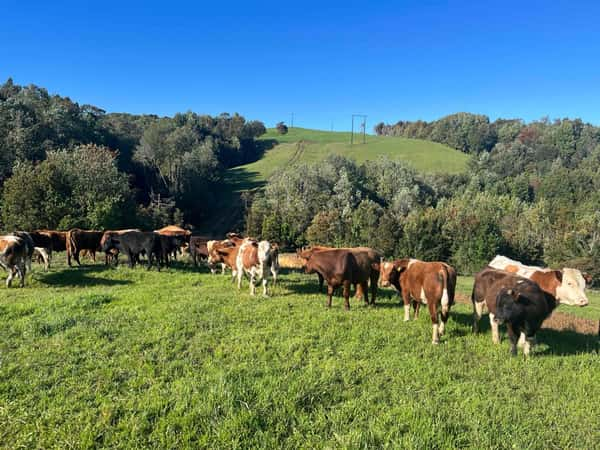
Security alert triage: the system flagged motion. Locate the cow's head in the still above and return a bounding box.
[372,258,408,288]
[556,268,589,307]
[101,234,117,253]
[494,288,524,324]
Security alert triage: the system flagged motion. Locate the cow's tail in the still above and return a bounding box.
[438,268,450,315]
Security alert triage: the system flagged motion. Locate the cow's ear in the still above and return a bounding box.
[554,270,563,283]
[582,272,593,285]
[394,259,407,272]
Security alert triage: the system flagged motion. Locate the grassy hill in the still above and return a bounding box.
[229,128,470,191]
[1,261,598,448]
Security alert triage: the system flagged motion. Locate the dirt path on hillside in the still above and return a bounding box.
[454,293,599,335]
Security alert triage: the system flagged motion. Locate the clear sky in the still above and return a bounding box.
[2,0,600,130]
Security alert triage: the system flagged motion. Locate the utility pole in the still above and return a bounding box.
[350,114,367,145]
[290,112,294,129]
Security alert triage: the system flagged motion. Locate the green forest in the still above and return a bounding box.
[2,79,600,281]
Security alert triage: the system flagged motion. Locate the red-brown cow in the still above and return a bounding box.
[305,249,379,309]
[66,229,104,266]
[207,238,244,278]
[376,258,456,344]
[297,245,382,301]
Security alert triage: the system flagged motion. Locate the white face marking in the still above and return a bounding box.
[557,269,589,306]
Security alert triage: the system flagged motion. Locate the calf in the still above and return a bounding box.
[207,238,244,277]
[236,239,279,296]
[472,267,558,355]
[66,228,104,266]
[488,255,588,306]
[101,231,161,270]
[189,236,210,267]
[0,235,28,287]
[376,258,456,344]
[305,249,377,309]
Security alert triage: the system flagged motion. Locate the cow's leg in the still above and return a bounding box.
[91,251,96,263]
[262,277,268,297]
[413,300,421,320]
[6,268,14,287]
[271,264,277,286]
[354,283,363,300]
[67,249,72,267]
[318,273,324,292]
[430,304,440,344]
[343,280,351,310]
[221,263,226,275]
[403,293,411,321]
[523,335,536,357]
[127,251,135,268]
[507,324,518,355]
[249,272,256,296]
[19,262,26,287]
[517,332,526,348]
[326,284,334,308]
[74,250,82,266]
[489,313,501,344]
[360,281,369,305]
[370,272,378,305]
[472,300,485,333]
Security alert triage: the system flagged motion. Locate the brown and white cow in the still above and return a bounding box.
[376,258,456,344]
[66,229,104,266]
[235,239,279,296]
[207,238,244,278]
[472,266,558,356]
[0,235,28,287]
[488,255,588,307]
[304,248,379,309]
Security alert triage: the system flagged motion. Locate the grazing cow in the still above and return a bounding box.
[376,258,456,344]
[0,235,28,287]
[488,255,588,306]
[66,229,104,266]
[305,249,379,309]
[472,267,557,356]
[189,236,210,266]
[101,230,161,270]
[297,245,382,301]
[235,239,279,296]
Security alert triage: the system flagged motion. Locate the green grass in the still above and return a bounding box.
[1,261,598,449]
[229,128,470,191]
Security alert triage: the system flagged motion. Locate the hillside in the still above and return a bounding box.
[228,127,470,192]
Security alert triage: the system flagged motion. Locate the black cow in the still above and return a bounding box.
[101,231,161,270]
[156,233,186,267]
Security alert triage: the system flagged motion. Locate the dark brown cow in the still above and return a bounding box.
[305,249,379,310]
[297,245,382,301]
[100,230,140,265]
[66,229,104,266]
[376,258,456,344]
[472,266,557,356]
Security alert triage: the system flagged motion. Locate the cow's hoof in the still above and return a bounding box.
[432,340,440,345]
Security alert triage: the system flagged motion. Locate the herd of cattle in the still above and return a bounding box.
[0,226,594,356]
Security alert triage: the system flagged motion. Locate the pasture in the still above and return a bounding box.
[1,259,598,449]
[230,128,470,191]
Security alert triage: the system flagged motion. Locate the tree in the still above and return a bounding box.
[276,122,288,135]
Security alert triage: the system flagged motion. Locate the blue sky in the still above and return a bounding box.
[2,0,600,130]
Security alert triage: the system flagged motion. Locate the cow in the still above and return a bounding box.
[27,230,53,270]
[472,266,557,356]
[375,258,456,344]
[156,233,187,267]
[0,235,28,287]
[66,229,104,266]
[297,245,382,301]
[235,239,279,296]
[101,230,161,270]
[488,255,588,306]
[189,236,210,267]
[207,239,242,278]
[155,225,192,261]
[304,248,379,309]
[12,232,35,271]
[100,230,140,266]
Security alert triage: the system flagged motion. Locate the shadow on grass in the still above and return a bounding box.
[36,265,133,287]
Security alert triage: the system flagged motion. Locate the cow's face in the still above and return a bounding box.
[377,261,397,288]
[556,269,589,306]
[494,289,523,324]
[101,236,116,252]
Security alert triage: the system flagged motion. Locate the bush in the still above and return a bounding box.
[276,122,288,135]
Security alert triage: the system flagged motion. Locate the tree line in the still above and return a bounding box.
[248,114,600,282]
[0,78,266,231]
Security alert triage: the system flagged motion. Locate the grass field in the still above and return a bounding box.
[229,128,470,191]
[1,260,598,449]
